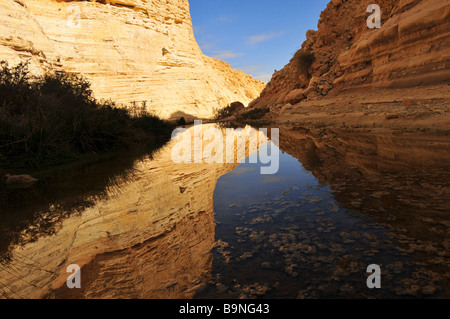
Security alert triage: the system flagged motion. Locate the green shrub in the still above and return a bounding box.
[213,101,245,120]
[0,61,173,169]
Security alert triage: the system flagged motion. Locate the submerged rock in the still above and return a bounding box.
[4,174,38,188]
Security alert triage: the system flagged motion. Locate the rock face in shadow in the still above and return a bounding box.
[278,127,450,220]
[0,0,265,119]
[277,127,450,297]
[0,124,268,299]
[252,0,450,108]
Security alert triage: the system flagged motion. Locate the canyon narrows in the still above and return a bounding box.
[1,0,449,303]
[250,0,449,130]
[0,0,265,119]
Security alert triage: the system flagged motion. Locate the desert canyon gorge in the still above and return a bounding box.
[0,0,448,122]
[0,0,449,302]
[251,0,450,130]
[0,0,265,119]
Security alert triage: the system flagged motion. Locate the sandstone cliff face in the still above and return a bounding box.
[0,0,265,119]
[252,0,450,108]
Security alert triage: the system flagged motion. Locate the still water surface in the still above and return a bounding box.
[0,125,449,299]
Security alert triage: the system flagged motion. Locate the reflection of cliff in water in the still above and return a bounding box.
[0,152,144,261]
[277,127,450,295]
[0,124,266,299]
[2,124,448,299]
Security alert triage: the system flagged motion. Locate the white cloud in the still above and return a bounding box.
[239,65,265,73]
[254,72,273,83]
[246,32,283,45]
[216,15,234,23]
[199,42,214,51]
[213,50,244,60]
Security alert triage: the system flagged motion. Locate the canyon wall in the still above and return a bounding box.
[0,0,265,119]
[252,0,450,108]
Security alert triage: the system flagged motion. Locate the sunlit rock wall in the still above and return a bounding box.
[0,0,265,119]
[252,0,450,108]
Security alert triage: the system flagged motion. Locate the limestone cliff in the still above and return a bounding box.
[251,0,450,108]
[0,0,265,119]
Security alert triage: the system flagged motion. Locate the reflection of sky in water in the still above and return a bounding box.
[207,139,441,299]
[214,143,318,209]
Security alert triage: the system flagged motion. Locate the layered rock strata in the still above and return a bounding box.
[252,0,450,108]
[0,0,265,119]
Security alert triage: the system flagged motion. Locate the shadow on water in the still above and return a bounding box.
[0,140,170,261]
[0,123,449,299]
[197,125,450,299]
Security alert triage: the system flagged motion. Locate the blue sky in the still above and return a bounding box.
[189,0,329,83]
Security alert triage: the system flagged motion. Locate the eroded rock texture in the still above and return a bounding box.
[252,0,450,108]
[0,0,265,119]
